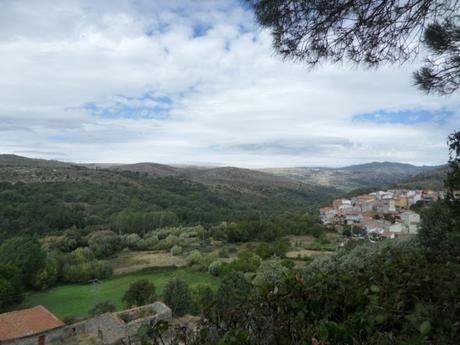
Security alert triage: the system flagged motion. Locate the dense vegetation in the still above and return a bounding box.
[0,155,330,314]
[0,139,457,345]
[0,166,335,241]
[150,132,460,345]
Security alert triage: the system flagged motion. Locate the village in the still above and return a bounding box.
[320,189,444,240]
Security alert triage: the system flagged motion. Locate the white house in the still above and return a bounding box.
[389,222,406,234]
[400,211,420,234]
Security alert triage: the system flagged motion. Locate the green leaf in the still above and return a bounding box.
[370,284,380,293]
[318,323,329,341]
[375,313,386,324]
[419,320,432,336]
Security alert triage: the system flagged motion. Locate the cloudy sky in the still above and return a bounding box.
[1,0,459,168]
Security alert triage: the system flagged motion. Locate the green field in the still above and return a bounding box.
[21,268,219,319]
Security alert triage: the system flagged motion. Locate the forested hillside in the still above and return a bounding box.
[0,155,338,240]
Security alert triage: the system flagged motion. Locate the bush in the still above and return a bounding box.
[0,265,23,311]
[162,278,192,316]
[216,272,251,315]
[171,245,183,256]
[208,260,224,276]
[32,257,58,290]
[144,234,159,249]
[193,239,460,344]
[191,284,215,316]
[87,231,121,258]
[121,233,145,250]
[280,259,295,269]
[60,248,112,283]
[186,250,203,265]
[253,260,289,288]
[226,250,261,273]
[255,239,290,259]
[122,280,156,307]
[89,300,116,316]
[0,236,46,288]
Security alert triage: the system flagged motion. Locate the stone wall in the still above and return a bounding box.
[65,302,172,345]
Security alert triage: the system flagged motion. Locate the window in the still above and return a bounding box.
[38,335,45,345]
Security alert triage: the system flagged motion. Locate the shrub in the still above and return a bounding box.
[208,260,224,276]
[0,265,23,311]
[226,250,261,273]
[186,250,203,265]
[253,260,289,288]
[60,249,112,283]
[171,245,183,256]
[191,284,215,316]
[216,272,251,315]
[0,236,46,288]
[87,231,121,258]
[121,233,145,250]
[162,278,192,316]
[280,259,295,269]
[122,280,156,307]
[164,234,180,249]
[32,257,58,290]
[89,300,116,316]
[255,239,290,259]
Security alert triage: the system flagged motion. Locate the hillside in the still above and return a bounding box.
[108,163,315,196]
[395,165,448,190]
[262,162,442,191]
[0,155,338,240]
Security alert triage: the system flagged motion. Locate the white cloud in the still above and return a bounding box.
[0,0,459,167]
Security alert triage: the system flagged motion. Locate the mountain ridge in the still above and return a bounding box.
[0,154,445,192]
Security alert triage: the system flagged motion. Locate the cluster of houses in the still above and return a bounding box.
[0,302,172,345]
[320,189,444,239]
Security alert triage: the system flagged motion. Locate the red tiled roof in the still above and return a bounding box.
[0,306,64,341]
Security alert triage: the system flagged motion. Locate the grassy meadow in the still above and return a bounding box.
[21,267,219,319]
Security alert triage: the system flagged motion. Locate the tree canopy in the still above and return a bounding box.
[249,0,460,94]
[122,279,156,307]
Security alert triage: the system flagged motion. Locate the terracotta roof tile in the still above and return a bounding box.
[0,306,64,341]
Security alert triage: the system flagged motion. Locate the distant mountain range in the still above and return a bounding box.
[261,162,446,191]
[0,155,447,193]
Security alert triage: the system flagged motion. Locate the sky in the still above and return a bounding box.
[0,0,459,168]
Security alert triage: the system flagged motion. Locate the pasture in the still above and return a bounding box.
[21,268,219,320]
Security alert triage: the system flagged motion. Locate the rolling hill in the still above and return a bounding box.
[0,155,339,239]
[261,162,443,192]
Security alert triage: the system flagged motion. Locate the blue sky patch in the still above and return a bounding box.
[193,23,212,38]
[83,93,173,120]
[353,109,454,125]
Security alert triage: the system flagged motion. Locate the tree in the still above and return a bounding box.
[0,236,46,288]
[87,230,121,258]
[418,130,460,257]
[414,20,460,94]
[162,278,192,316]
[122,280,156,307]
[89,300,117,316]
[216,272,252,315]
[32,257,58,290]
[0,265,23,312]
[191,284,216,316]
[248,0,460,94]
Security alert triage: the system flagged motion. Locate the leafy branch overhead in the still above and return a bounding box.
[248,0,460,94]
